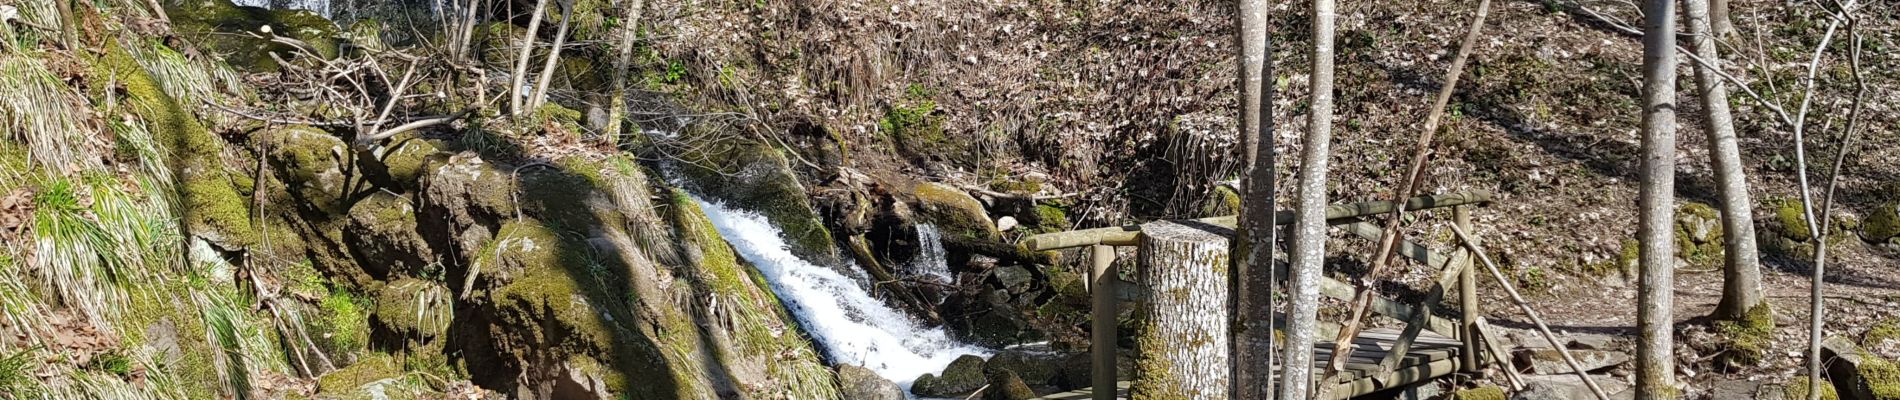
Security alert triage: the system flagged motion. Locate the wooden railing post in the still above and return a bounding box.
[1090,244,1118,400]
[1456,205,1480,373]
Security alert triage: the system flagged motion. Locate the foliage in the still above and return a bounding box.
[0,348,37,397]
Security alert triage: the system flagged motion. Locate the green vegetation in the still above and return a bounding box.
[1865,203,1900,242]
[1787,377,1839,400]
[1778,198,1813,242]
[1452,386,1506,400]
[914,182,998,241]
[319,288,371,355]
[0,349,37,397]
[1868,319,1900,347]
[1862,358,1900,400]
[1713,303,1774,367]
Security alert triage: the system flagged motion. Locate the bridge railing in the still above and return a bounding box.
[1021,191,1493,399]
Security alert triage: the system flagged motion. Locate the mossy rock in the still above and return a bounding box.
[912,354,987,397]
[1860,358,1900,400]
[1676,202,1725,265]
[913,182,999,241]
[372,278,452,341]
[166,0,339,72]
[1201,185,1242,217]
[314,288,372,360]
[419,152,518,240]
[260,126,350,214]
[1713,303,1774,368]
[983,350,1063,386]
[1868,319,1900,349]
[672,138,839,264]
[1864,202,1900,243]
[1787,377,1840,400]
[1777,198,1814,242]
[983,369,1037,400]
[1452,386,1506,400]
[315,351,402,395]
[378,137,443,191]
[344,192,435,277]
[96,41,255,247]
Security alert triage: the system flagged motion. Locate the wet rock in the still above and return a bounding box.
[672,139,839,264]
[984,350,1064,386]
[983,369,1037,400]
[993,266,1035,294]
[912,354,987,397]
[914,182,1000,241]
[1516,349,1631,374]
[837,365,905,400]
[1055,352,1135,390]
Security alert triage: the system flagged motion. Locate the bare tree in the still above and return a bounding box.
[1685,0,1765,324]
[527,0,575,115]
[1276,0,1336,398]
[1230,0,1275,398]
[1635,0,1679,396]
[509,0,552,117]
[605,0,647,144]
[1711,0,1734,37]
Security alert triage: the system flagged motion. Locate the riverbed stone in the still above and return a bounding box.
[1516,348,1631,374]
[984,350,1064,386]
[837,365,905,400]
[984,369,1037,400]
[913,354,988,397]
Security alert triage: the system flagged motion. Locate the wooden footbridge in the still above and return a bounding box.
[1021,191,1504,399]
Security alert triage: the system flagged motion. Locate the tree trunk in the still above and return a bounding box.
[605,0,646,144]
[1636,0,1679,397]
[1685,0,1763,323]
[1709,0,1733,38]
[1134,221,1232,399]
[527,0,575,114]
[509,0,551,117]
[1278,0,1336,397]
[1232,0,1275,398]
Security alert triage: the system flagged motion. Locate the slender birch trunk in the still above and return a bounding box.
[1232,0,1276,398]
[1710,0,1733,37]
[527,0,574,114]
[509,0,551,117]
[1636,0,1679,397]
[605,0,647,145]
[1276,0,1336,398]
[1686,0,1764,322]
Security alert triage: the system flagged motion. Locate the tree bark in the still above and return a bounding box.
[527,0,575,115]
[605,0,646,144]
[1709,0,1733,38]
[1232,0,1275,398]
[1636,0,1679,397]
[509,0,551,117]
[1278,0,1336,398]
[1134,221,1231,399]
[1686,0,1763,323]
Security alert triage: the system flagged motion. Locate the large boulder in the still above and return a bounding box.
[372,278,453,341]
[672,139,840,264]
[912,354,988,397]
[1864,202,1900,244]
[983,369,1037,400]
[983,350,1065,386]
[837,365,905,400]
[913,182,1000,241]
[344,192,435,277]
[167,0,341,71]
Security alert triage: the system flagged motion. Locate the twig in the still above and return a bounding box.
[1451,224,1612,400]
[357,110,472,143]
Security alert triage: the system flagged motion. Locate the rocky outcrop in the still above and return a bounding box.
[913,354,989,397]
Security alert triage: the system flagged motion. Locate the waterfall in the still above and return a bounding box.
[909,224,952,282]
[688,195,988,392]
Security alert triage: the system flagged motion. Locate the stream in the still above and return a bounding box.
[688,195,989,393]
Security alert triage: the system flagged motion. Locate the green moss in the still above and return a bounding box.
[1787,377,1839,400]
[1034,203,1070,234]
[672,139,837,262]
[1864,203,1900,242]
[373,279,452,340]
[667,189,748,298]
[1779,199,1813,242]
[166,0,339,71]
[914,182,998,241]
[318,288,371,356]
[316,352,402,394]
[880,91,951,160]
[1713,303,1774,367]
[1868,319,1900,347]
[534,102,586,134]
[1452,386,1507,400]
[1202,185,1242,217]
[1863,358,1900,400]
[381,138,440,187]
[98,41,256,247]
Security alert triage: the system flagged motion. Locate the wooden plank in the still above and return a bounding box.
[1022,191,1493,251]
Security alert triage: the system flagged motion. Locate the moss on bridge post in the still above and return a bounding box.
[1131,220,1231,399]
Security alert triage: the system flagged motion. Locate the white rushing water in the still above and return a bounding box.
[909,224,952,282]
[689,196,988,391]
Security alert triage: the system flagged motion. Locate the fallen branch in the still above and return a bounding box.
[355,110,473,143]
